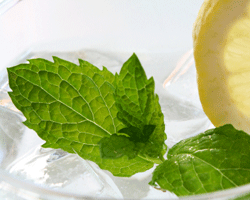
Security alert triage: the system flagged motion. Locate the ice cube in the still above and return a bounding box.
[7,148,123,199]
[101,168,154,199]
[0,106,26,166]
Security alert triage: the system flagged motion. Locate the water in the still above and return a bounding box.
[0,50,212,199]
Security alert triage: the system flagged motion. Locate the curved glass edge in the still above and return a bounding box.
[0,0,21,16]
[0,169,95,200]
[1,167,250,200]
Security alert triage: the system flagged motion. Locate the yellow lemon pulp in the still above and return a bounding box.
[193,0,250,133]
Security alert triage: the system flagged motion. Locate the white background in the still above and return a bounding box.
[0,0,204,69]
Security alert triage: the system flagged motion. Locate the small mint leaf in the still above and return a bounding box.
[115,53,152,128]
[150,124,250,196]
[98,134,137,159]
[115,53,167,160]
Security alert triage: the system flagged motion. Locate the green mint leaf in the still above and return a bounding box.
[115,53,167,159]
[7,57,154,177]
[149,124,250,196]
[98,134,137,159]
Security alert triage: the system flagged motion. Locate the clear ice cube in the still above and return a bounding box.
[7,148,123,199]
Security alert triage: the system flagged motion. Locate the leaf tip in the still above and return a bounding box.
[132,52,138,57]
[52,56,62,64]
[148,180,157,186]
[78,58,84,64]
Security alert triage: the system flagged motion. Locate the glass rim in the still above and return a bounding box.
[0,168,250,199]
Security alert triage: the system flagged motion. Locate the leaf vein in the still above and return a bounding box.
[192,154,238,187]
[90,76,117,133]
[12,71,112,136]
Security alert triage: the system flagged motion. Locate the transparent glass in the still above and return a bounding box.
[0,1,250,200]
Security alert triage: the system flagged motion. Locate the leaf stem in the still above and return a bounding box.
[159,154,165,162]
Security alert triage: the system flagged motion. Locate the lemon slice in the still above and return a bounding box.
[193,0,250,133]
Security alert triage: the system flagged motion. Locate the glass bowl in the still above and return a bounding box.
[0,1,250,199]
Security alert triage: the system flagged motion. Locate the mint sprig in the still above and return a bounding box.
[7,54,166,177]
